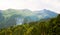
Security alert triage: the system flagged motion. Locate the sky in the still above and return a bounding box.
[0,0,60,14]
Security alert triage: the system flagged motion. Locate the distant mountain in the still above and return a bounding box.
[34,9,58,19]
[0,9,58,29]
[0,10,5,22]
[23,9,58,23]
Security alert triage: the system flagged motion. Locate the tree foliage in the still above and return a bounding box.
[0,14,60,35]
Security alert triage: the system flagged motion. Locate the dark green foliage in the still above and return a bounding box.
[0,14,60,35]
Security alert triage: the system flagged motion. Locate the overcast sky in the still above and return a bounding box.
[0,0,60,13]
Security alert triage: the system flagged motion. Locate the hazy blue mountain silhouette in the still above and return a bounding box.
[34,9,58,19]
[0,9,58,28]
[23,9,58,23]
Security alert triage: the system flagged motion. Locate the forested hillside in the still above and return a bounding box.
[0,14,60,35]
[0,9,58,28]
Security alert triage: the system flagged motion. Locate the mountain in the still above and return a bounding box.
[23,9,58,23]
[34,9,58,19]
[0,9,58,29]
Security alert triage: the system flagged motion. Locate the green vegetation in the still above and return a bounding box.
[0,14,60,35]
[0,9,58,29]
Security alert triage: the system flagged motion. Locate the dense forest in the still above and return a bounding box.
[0,14,60,35]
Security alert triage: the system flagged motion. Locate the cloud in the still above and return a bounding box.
[0,0,60,13]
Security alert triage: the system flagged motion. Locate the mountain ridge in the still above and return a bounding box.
[0,9,58,28]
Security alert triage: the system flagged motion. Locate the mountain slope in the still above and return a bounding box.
[33,9,58,19]
[23,9,58,23]
[0,9,58,28]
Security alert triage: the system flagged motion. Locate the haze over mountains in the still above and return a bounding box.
[0,9,58,28]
